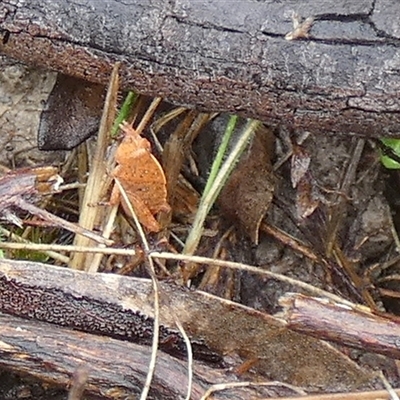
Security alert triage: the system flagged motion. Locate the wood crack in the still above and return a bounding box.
[1,0,400,139]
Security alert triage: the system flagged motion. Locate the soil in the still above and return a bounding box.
[1,57,400,397]
[0,56,61,168]
[243,132,393,313]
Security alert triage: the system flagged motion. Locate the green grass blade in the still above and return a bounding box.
[110,91,138,137]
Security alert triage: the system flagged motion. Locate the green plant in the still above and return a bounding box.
[111,91,138,137]
[183,117,261,256]
[380,138,400,169]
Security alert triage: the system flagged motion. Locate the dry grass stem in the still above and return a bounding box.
[378,371,400,400]
[0,242,137,256]
[264,389,400,400]
[135,97,162,136]
[67,365,89,400]
[14,198,112,246]
[198,226,234,290]
[172,316,193,400]
[183,120,260,258]
[260,222,319,262]
[200,381,306,400]
[86,204,119,273]
[69,63,120,270]
[116,176,194,398]
[150,251,359,307]
[0,226,69,263]
[114,179,159,400]
[325,138,365,257]
[0,239,358,307]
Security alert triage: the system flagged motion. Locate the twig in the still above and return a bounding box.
[0,226,70,263]
[201,381,306,400]
[279,292,400,359]
[150,251,358,306]
[0,242,137,255]
[14,198,112,246]
[264,389,400,400]
[114,179,160,400]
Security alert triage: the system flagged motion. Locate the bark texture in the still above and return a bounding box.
[0,258,373,392]
[0,312,268,400]
[0,1,400,138]
[280,293,400,360]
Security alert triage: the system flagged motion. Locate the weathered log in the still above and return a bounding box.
[280,293,400,360]
[0,312,267,400]
[0,258,373,392]
[0,0,400,139]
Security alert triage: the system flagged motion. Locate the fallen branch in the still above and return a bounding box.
[280,293,400,359]
[1,1,400,140]
[0,312,254,400]
[0,258,372,391]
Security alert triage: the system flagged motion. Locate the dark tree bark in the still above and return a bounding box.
[0,312,269,400]
[0,0,400,138]
[280,293,400,360]
[0,258,373,392]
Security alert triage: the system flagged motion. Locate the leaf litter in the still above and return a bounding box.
[0,62,399,398]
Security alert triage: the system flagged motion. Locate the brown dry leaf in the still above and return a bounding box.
[38,75,105,150]
[291,144,320,219]
[291,144,311,188]
[110,122,170,232]
[218,125,275,244]
[295,175,320,219]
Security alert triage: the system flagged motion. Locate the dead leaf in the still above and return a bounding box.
[110,122,170,232]
[291,144,311,188]
[0,165,59,193]
[291,144,320,219]
[295,175,320,219]
[38,75,105,150]
[218,125,275,244]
